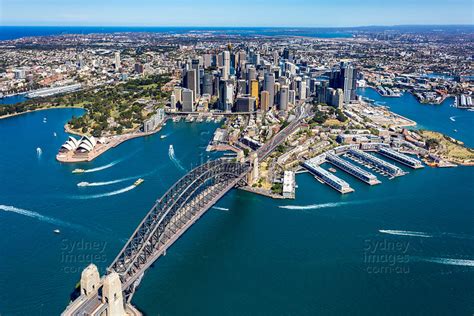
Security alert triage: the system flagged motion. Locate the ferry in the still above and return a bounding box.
[72,169,85,174]
[134,178,144,186]
[53,229,61,234]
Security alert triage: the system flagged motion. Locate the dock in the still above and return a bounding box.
[326,153,381,185]
[303,161,354,194]
[346,149,406,178]
[378,147,424,169]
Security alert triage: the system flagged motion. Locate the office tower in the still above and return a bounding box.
[170,94,177,110]
[342,63,357,103]
[222,51,230,80]
[203,54,212,68]
[237,79,247,95]
[202,72,213,96]
[283,48,294,62]
[264,73,275,109]
[185,69,199,101]
[250,79,259,104]
[260,91,270,112]
[173,86,183,103]
[134,63,144,74]
[273,51,279,64]
[218,80,233,112]
[332,88,344,109]
[217,53,224,67]
[182,88,194,112]
[114,51,121,72]
[247,66,257,82]
[280,85,289,111]
[289,90,296,105]
[299,80,307,100]
[191,58,200,70]
[235,95,256,112]
[238,50,247,68]
[284,62,296,75]
[317,81,329,104]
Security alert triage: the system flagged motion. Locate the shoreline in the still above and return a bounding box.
[57,119,168,163]
[0,106,84,120]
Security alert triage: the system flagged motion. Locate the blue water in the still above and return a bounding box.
[0,26,353,41]
[0,94,28,105]
[0,108,473,315]
[357,87,474,147]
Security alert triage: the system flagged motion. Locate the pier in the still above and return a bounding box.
[346,149,406,178]
[378,147,424,169]
[326,153,381,185]
[303,160,354,194]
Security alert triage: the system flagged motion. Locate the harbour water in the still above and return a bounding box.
[0,101,473,314]
[357,87,474,147]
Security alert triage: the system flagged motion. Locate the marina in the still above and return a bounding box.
[303,160,354,194]
[378,147,424,169]
[346,149,406,178]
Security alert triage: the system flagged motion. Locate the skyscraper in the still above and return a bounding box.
[280,85,289,111]
[250,79,259,105]
[185,69,199,101]
[114,51,121,72]
[222,51,230,80]
[182,88,194,112]
[264,73,275,109]
[260,91,270,112]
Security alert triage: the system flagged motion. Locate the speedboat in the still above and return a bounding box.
[53,229,61,234]
[134,178,144,186]
[160,135,167,139]
[72,169,85,174]
[77,182,89,187]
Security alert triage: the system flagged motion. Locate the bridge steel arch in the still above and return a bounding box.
[109,159,249,300]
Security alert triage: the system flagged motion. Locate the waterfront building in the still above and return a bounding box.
[184,69,199,101]
[378,147,424,169]
[173,86,182,103]
[282,171,296,198]
[326,153,380,185]
[143,109,165,133]
[348,149,405,177]
[235,95,256,112]
[182,88,194,112]
[303,161,354,194]
[170,94,177,110]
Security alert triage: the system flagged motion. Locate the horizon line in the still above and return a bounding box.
[1,24,474,28]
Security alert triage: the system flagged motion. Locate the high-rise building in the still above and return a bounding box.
[289,90,296,105]
[114,51,121,72]
[203,54,212,68]
[182,89,194,112]
[260,91,270,112]
[202,72,213,95]
[184,69,199,101]
[173,86,183,103]
[222,51,230,80]
[264,73,275,109]
[170,94,177,110]
[329,62,358,103]
[280,85,289,111]
[283,48,294,62]
[235,95,256,112]
[250,79,259,105]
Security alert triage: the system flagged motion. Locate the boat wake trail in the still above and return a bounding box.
[168,145,186,172]
[379,230,433,238]
[213,206,229,211]
[0,204,78,229]
[77,173,149,187]
[83,161,119,173]
[279,200,366,210]
[72,185,137,199]
[422,257,474,267]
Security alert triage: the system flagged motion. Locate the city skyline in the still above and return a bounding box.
[1,0,473,27]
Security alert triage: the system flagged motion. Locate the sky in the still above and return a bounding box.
[1,0,473,27]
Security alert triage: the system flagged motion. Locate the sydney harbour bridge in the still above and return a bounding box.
[62,105,309,316]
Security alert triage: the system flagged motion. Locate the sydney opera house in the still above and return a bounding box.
[59,136,102,154]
